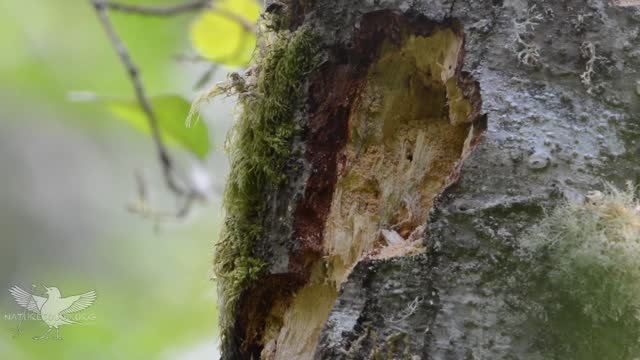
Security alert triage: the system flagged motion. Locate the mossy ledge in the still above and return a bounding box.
[214,27,320,355]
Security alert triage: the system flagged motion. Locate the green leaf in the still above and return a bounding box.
[190,0,260,67]
[107,95,210,159]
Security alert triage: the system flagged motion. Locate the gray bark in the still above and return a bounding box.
[225,0,640,358]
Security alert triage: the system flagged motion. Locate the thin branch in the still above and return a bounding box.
[91,0,202,207]
[94,0,255,32]
[127,170,196,220]
[173,53,210,63]
[94,0,211,16]
[91,0,257,219]
[211,7,256,32]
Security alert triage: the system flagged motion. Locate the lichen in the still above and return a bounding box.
[579,41,605,94]
[214,26,320,353]
[512,5,543,67]
[519,182,640,357]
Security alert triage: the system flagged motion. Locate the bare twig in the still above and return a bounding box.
[211,7,256,32]
[193,64,221,90]
[91,0,204,216]
[173,53,210,63]
[127,170,196,220]
[94,0,256,32]
[91,0,258,220]
[94,0,211,16]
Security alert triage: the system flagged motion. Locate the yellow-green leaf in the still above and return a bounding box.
[107,95,210,159]
[190,0,260,67]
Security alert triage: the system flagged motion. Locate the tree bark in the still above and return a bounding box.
[218,0,640,359]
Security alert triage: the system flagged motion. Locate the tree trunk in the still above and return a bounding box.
[216,0,640,359]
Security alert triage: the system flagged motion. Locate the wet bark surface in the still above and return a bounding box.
[227,0,640,358]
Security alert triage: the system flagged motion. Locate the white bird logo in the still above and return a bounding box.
[9,285,97,340]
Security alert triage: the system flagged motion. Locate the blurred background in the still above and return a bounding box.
[0,0,258,358]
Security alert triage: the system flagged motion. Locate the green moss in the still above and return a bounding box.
[214,27,320,352]
[520,183,640,358]
[263,5,292,32]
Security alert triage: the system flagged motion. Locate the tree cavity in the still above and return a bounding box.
[260,26,486,360]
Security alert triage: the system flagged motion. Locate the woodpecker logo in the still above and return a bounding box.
[6,285,97,340]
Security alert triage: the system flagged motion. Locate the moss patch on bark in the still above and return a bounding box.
[520,183,640,358]
[214,26,320,352]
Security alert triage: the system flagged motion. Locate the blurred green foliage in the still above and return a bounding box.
[0,1,187,108]
[108,95,210,159]
[0,0,260,359]
[190,0,259,66]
